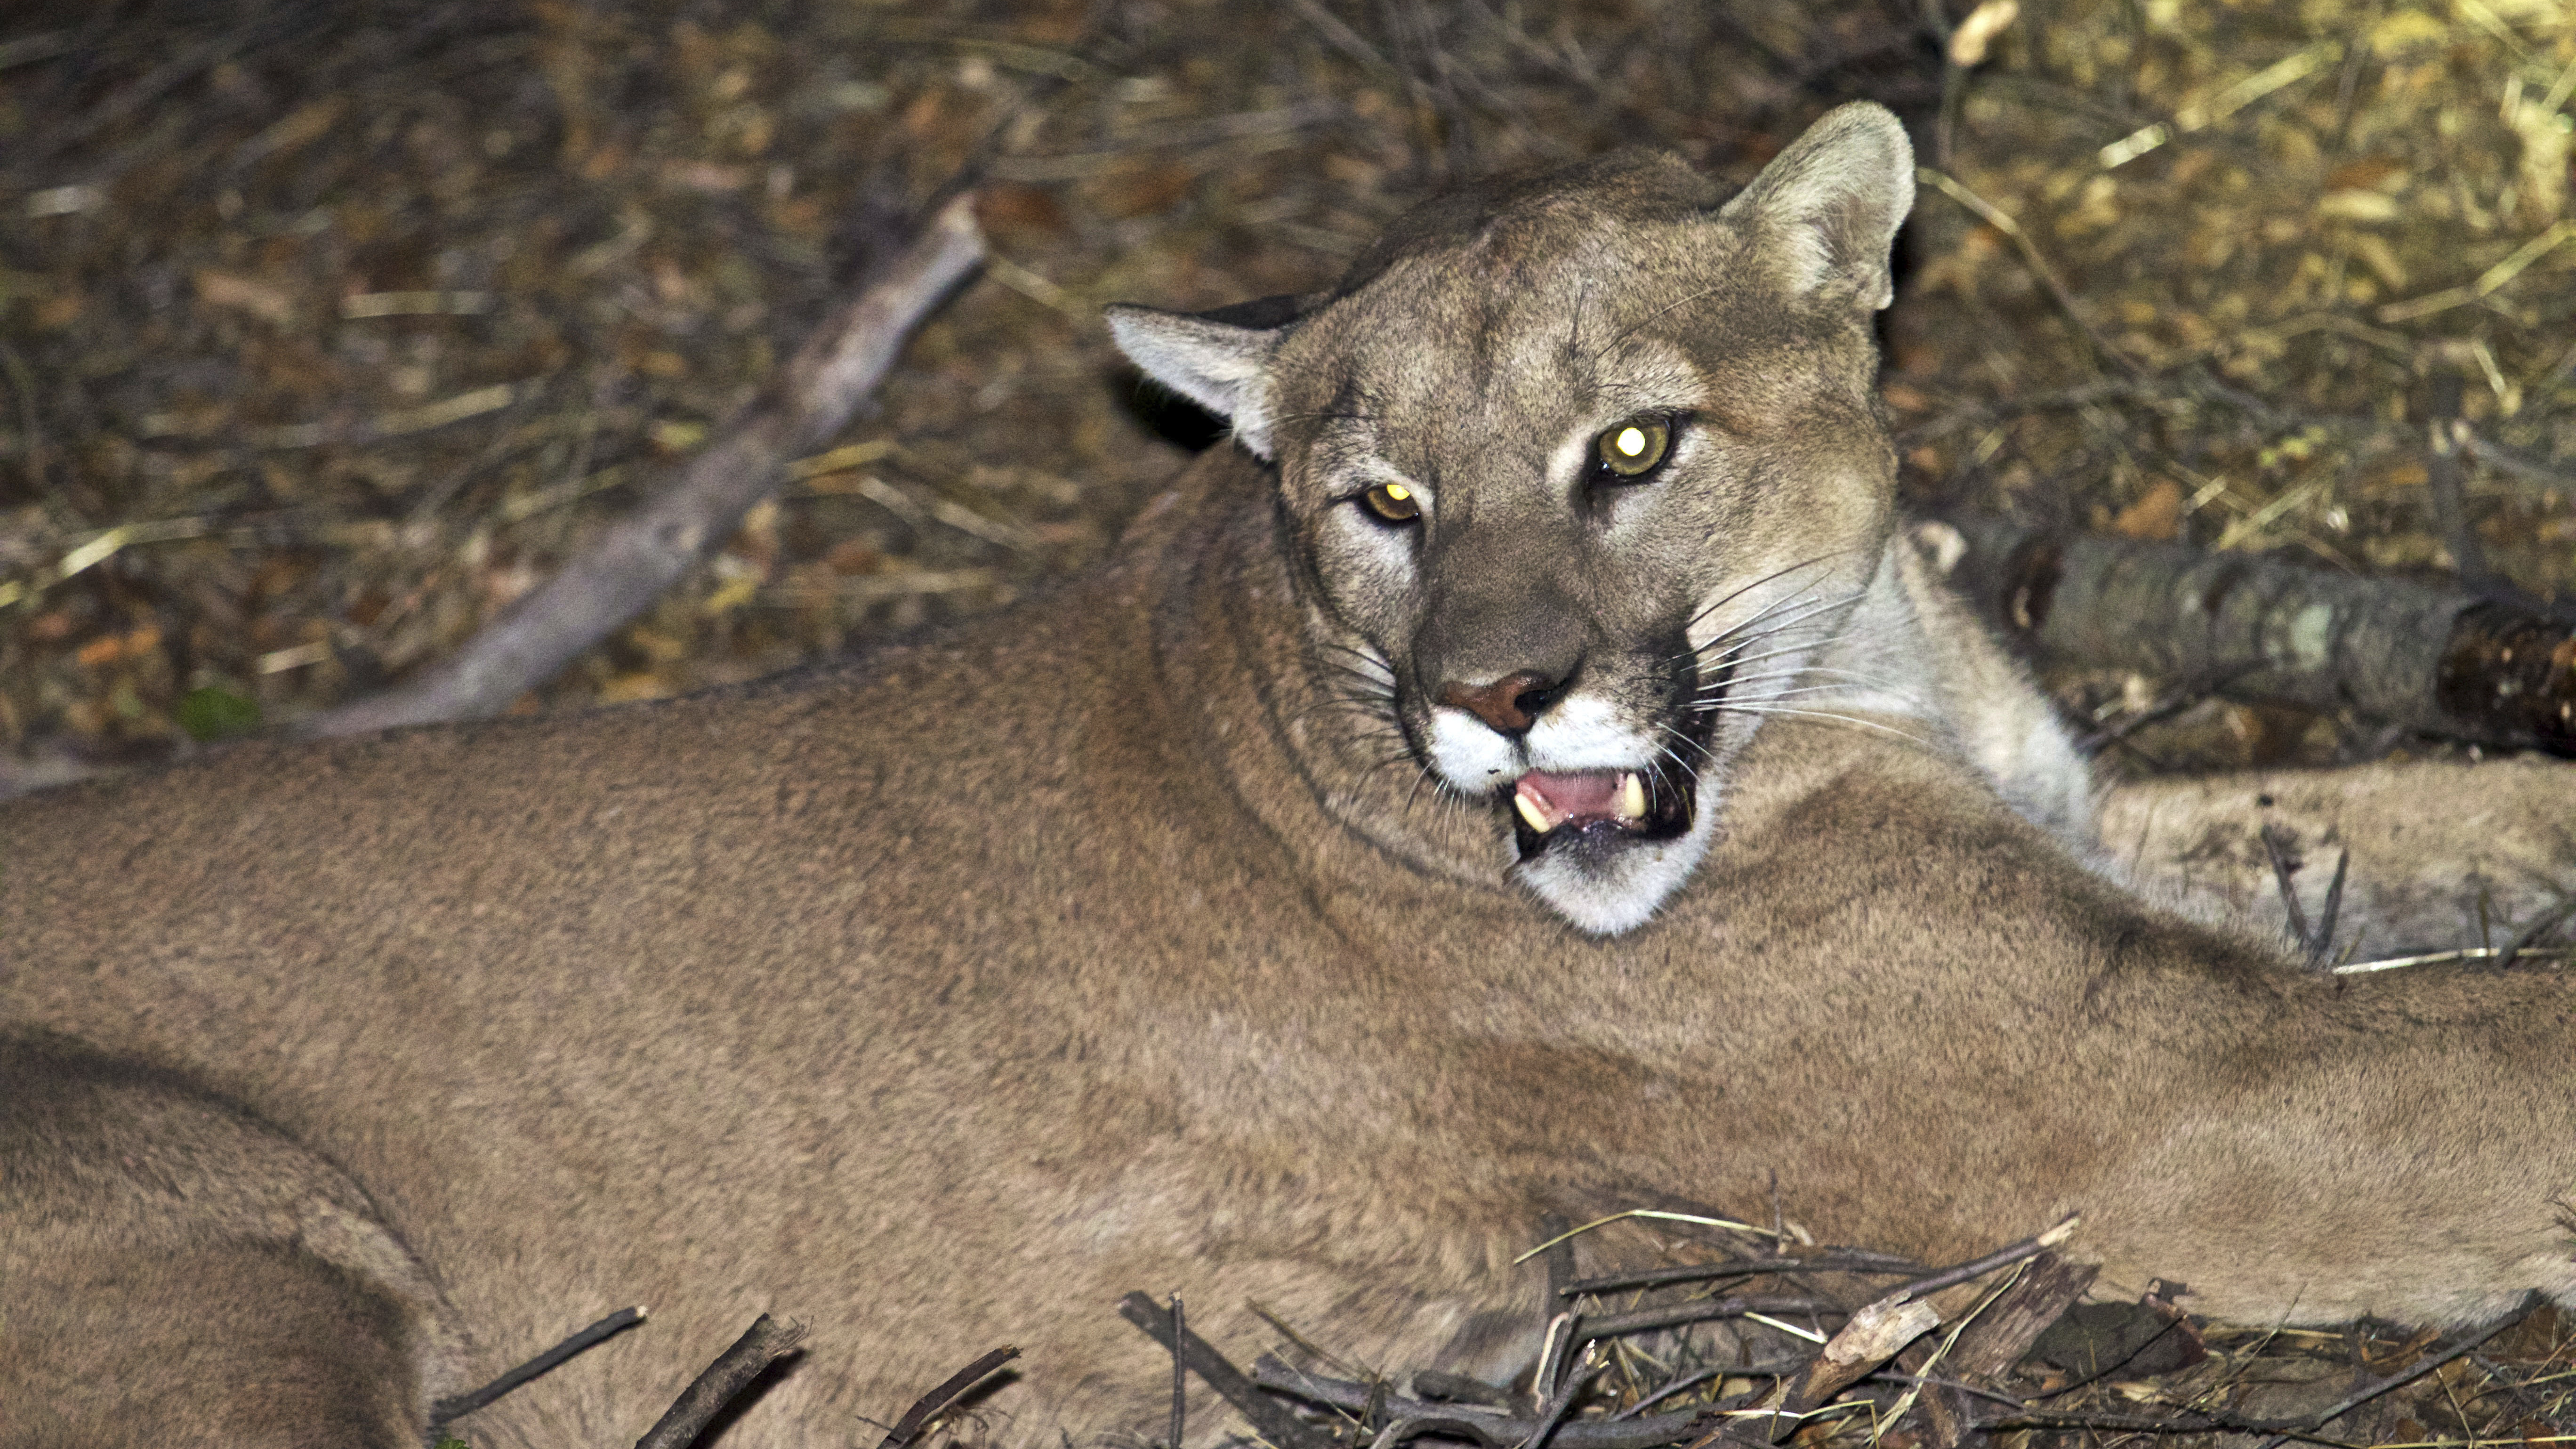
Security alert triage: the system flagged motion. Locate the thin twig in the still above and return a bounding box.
[2310,848,2350,970]
[1251,1356,1738,1449]
[2497,897,2576,972]
[1521,1360,1606,1449]
[2423,373,2494,588]
[873,1345,1022,1449]
[2262,824,2315,952]
[633,1314,808,1449]
[1120,1291,1336,1449]
[1170,1296,1188,1449]
[429,1305,647,1425]
[1979,1296,2540,1448]
[2254,1296,2539,1449]
[1860,1371,2030,1412]
[1893,1216,2081,1302]
[1611,1369,1721,1422]
[1916,167,2141,378]
[1563,1253,1922,1299]
[1578,1297,1840,1342]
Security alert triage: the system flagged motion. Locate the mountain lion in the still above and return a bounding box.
[6,102,2574,1449]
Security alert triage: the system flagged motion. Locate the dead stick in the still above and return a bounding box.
[1168,1296,1187,1449]
[873,1345,1022,1449]
[1564,1252,1920,1298]
[1891,1216,2080,1303]
[1519,1361,1604,1449]
[431,1304,646,1425]
[1119,1290,1335,1449]
[1575,1296,1837,1342]
[301,193,986,739]
[633,1314,808,1449]
[2496,895,2576,972]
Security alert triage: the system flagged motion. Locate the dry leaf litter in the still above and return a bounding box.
[4,0,2575,1445]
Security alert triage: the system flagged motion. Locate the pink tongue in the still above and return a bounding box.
[1523,770,1621,821]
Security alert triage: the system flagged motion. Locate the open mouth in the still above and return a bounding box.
[1507,761,1695,859]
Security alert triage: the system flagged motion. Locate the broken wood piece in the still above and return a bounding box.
[1942,1251,2096,1383]
[1741,1294,1941,1442]
[1922,1252,2094,1449]
[301,192,987,739]
[1939,514,2576,754]
[632,1313,807,1449]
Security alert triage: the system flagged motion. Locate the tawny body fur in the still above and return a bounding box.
[6,104,2573,1448]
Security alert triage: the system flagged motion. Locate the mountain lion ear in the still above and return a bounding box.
[1716,101,1916,312]
[1104,298,1296,459]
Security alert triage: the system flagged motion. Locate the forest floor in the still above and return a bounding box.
[3,0,2575,1443]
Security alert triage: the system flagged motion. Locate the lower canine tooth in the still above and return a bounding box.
[1514,790,1552,834]
[1617,772,1647,821]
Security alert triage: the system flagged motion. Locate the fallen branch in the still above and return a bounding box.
[1936,514,2576,754]
[632,1313,808,1449]
[300,192,986,739]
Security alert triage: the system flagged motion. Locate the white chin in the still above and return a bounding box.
[1513,792,1722,935]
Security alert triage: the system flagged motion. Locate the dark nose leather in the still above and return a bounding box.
[1437,671,1564,735]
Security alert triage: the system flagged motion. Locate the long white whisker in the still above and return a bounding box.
[1701,580,1867,638]
[1693,586,1844,652]
[1649,732,1710,768]
[1708,705,1929,745]
[1703,683,1924,703]
[1682,550,1860,636]
[1703,637,1844,675]
[1717,665,1908,690]
[1699,591,1869,660]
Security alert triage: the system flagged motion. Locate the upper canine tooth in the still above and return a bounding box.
[1617,772,1647,821]
[1514,788,1553,834]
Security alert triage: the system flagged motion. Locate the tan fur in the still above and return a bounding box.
[7,105,2576,1448]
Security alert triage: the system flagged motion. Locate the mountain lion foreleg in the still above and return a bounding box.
[2100,756,2576,958]
[0,1036,459,1448]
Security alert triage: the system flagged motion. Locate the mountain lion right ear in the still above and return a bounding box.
[1716,101,1916,312]
[1104,299,1296,460]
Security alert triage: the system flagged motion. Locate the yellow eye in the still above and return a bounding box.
[1595,417,1672,478]
[1363,481,1422,522]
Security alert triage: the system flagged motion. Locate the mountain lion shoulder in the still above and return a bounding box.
[6,102,2574,1449]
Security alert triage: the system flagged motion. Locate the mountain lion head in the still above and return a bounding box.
[1109,103,1916,934]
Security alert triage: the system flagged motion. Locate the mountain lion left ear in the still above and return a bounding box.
[1715,101,1916,312]
[1104,294,1308,460]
